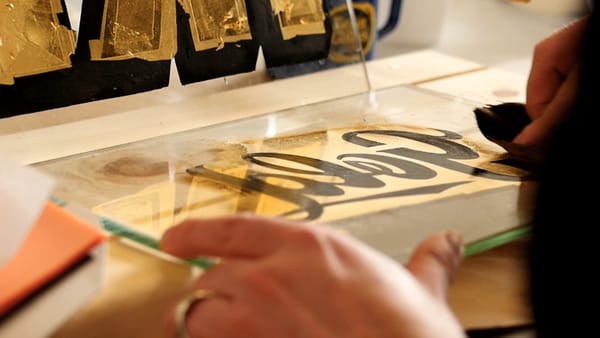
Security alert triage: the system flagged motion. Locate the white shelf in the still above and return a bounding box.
[377,0,585,75]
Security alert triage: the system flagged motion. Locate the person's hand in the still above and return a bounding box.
[514,16,590,146]
[160,214,466,338]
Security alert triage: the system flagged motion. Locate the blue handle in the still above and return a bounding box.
[378,0,403,38]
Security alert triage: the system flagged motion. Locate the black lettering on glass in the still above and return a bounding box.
[343,129,522,181]
[187,127,528,221]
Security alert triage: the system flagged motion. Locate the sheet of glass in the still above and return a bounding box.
[32,85,536,263]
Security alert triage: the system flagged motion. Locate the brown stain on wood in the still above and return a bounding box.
[102,156,169,177]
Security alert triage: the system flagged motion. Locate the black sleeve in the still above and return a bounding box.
[530,1,600,337]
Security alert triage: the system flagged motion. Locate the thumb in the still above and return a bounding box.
[405,231,464,301]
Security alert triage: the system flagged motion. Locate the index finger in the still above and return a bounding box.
[515,64,580,145]
[526,16,588,119]
[159,214,305,259]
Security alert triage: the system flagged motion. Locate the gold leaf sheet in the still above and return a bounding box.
[0,0,75,84]
[271,0,326,40]
[89,0,177,61]
[178,0,252,51]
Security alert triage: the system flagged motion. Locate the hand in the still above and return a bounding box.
[514,16,590,146]
[160,214,466,338]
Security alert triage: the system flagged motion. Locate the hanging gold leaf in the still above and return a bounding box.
[0,0,75,85]
[271,0,325,40]
[178,0,251,52]
[89,0,177,61]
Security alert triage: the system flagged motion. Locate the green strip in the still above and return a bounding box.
[50,196,66,207]
[52,196,530,266]
[100,218,216,269]
[464,225,533,257]
[50,197,215,269]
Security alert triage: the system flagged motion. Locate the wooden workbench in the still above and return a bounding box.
[0,50,533,337]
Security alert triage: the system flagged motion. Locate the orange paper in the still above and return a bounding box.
[0,202,106,316]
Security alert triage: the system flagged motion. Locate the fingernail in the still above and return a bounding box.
[445,231,464,257]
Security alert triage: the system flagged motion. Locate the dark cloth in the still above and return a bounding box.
[530,1,600,336]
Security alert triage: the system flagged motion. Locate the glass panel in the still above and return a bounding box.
[33,85,535,263]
